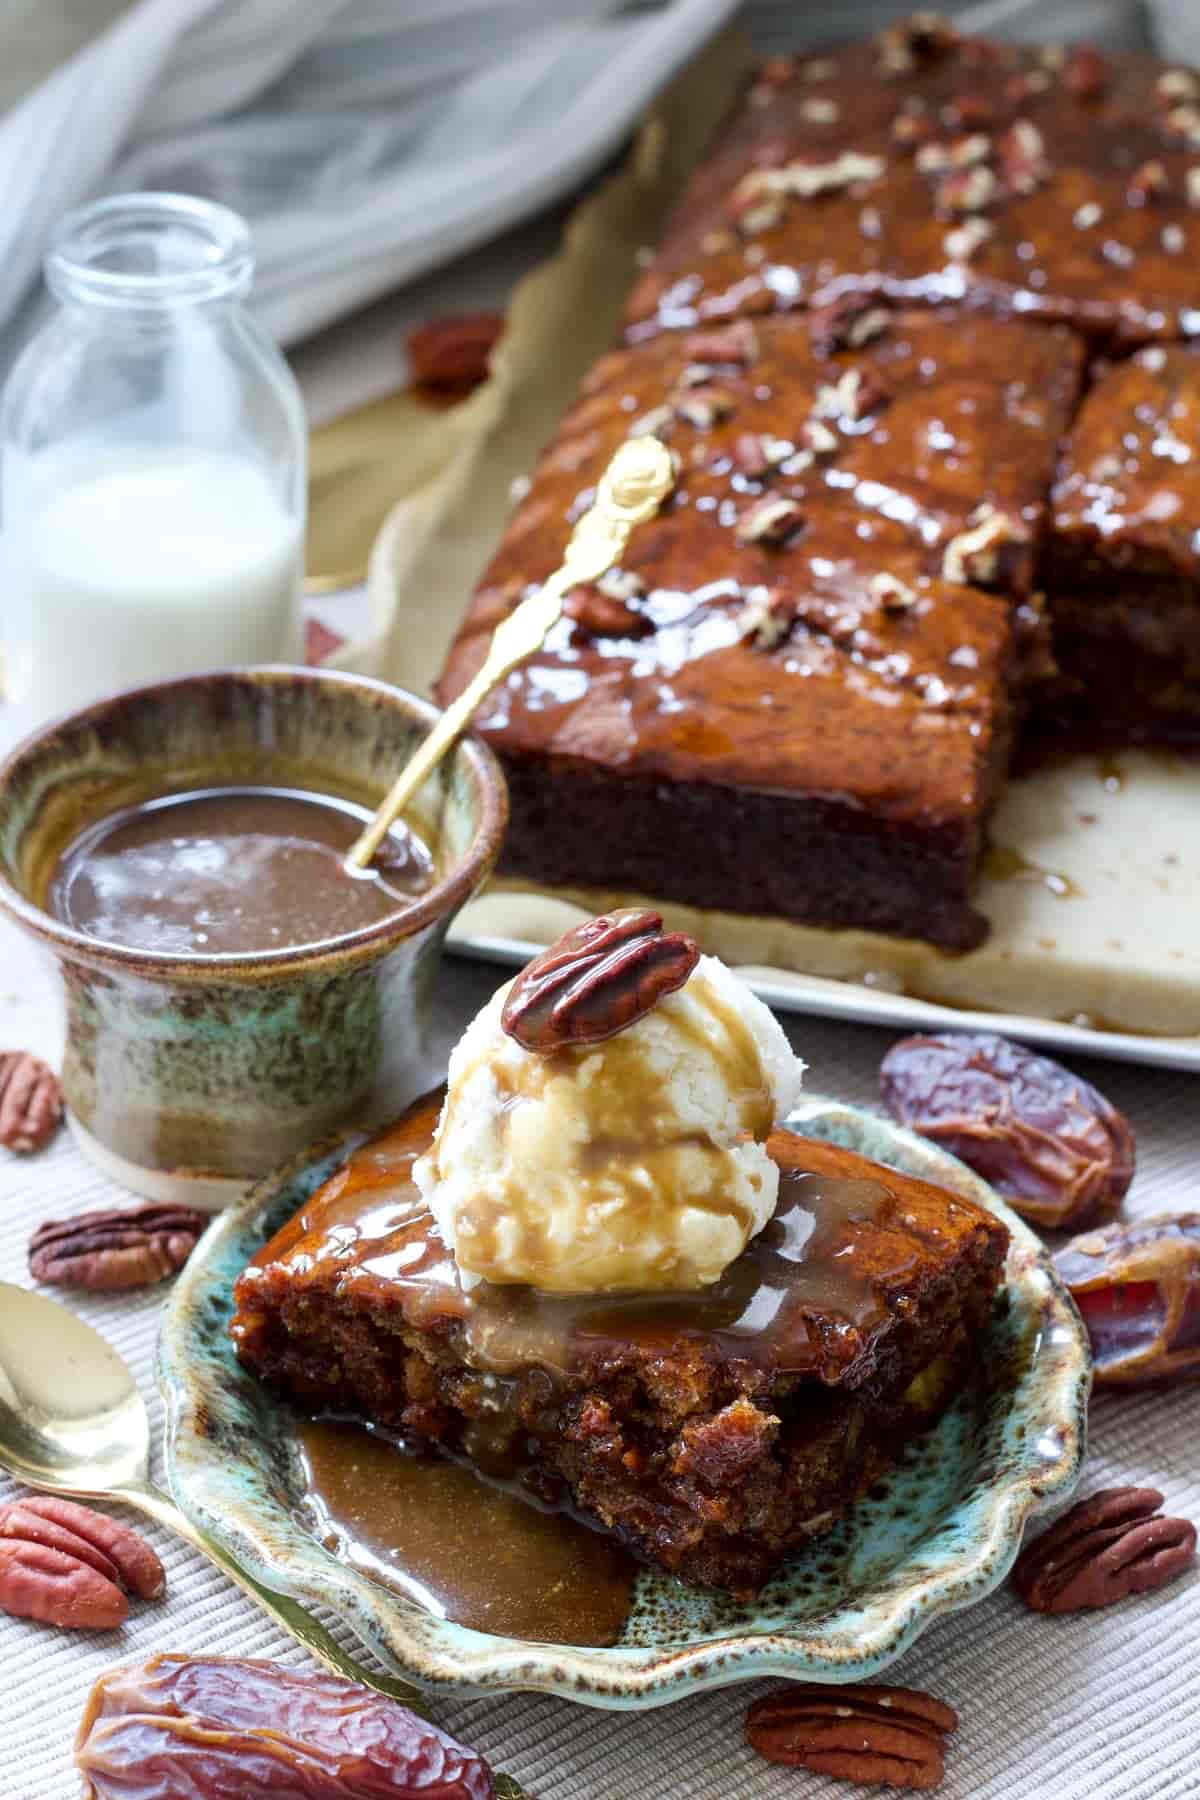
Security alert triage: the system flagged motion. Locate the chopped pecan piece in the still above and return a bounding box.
[945,92,993,129]
[893,110,935,148]
[1129,159,1169,203]
[683,320,759,365]
[736,495,805,545]
[801,417,840,457]
[1012,1488,1196,1614]
[880,1030,1135,1229]
[938,165,998,214]
[941,502,1029,587]
[814,367,891,423]
[674,384,736,429]
[1165,104,1200,148]
[0,1051,63,1154]
[870,571,918,613]
[943,217,993,262]
[731,432,793,478]
[29,1203,208,1291]
[1056,1213,1200,1386]
[876,12,958,76]
[405,312,503,392]
[747,1681,958,1789]
[737,588,793,649]
[564,585,651,639]
[626,402,675,440]
[1157,69,1199,105]
[808,293,892,357]
[917,132,991,175]
[501,909,699,1053]
[1064,44,1107,100]
[800,96,839,124]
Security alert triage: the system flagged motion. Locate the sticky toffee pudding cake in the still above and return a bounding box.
[438,309,1081,950]
[436,16,1200,947]
[232,916,1008,1598]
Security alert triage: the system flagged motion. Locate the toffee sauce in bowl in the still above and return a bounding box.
[49,786,434,956]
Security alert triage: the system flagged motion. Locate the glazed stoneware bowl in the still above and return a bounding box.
[0,667,506,1206]
[159,1093,1091,1706]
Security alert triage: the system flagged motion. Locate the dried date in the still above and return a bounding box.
[76,1655,496,1799]
[1056,1213,1200,1385]
[880,1031,1135,1229]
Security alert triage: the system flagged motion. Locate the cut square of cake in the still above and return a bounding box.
[1042,344,1200,744]
[231,1090,1009,1595]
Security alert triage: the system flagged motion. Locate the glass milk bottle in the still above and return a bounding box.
[0,193,306,729]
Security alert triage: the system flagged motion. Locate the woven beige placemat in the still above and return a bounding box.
[1,916,1197,1800]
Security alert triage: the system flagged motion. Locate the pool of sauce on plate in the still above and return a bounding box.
[296,1418,635,1645]
[49,786,434,955]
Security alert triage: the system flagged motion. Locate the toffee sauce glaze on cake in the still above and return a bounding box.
[50,786,434,956]
[246,1098,906,1637]
[232,1093,1008,1594]
[243,1093,908,1385]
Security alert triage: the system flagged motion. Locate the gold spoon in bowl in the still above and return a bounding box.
[0,1282,529,1794]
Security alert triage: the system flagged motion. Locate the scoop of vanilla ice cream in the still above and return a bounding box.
[414,953,804,1293]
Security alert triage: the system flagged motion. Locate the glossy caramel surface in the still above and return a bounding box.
[1053,345,1200,581]
[437,309,1080,831]
[50,786,433,956]
[624,36,1200,347]
[233,1091,1002,1385]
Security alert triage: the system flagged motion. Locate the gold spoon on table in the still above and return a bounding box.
[0,1283,529,1798]
[345,433,675,871]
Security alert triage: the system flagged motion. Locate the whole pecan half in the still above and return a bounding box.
[747,1682,958,1790]
[1012,1488,1196,1614]
[501,909,700,1053]
[0,1050,63,1153]
[405,312,503,392]
[29,1203,208,1291]
[1056,1214,1200,1386]
[1,1497,164,1600]
[0,1538,127,1631]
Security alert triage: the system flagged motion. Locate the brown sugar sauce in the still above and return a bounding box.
[48,785,434,955]
[297,1419,635,1644]
[268,1094,913,1383]
[243,1100,969,1635]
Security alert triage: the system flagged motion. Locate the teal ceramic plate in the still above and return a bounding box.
[159,1095,1091,1708]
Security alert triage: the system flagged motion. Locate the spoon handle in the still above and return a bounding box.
[343,432,674,871]
[120,1482,531,1794]
[125,1479,436,1709]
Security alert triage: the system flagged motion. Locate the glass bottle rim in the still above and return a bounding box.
[46,192,255,311]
